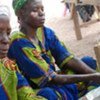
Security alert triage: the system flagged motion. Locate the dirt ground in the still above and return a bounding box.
[45,15,100,59]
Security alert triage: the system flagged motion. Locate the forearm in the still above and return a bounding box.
[64,57,96,74]
[51,74,96,85]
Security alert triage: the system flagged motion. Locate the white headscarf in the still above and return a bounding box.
[0,5,10,18]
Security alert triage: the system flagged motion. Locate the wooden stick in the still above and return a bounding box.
[94,43,100,71]
[72,4,82,40]
[80,19,99,28]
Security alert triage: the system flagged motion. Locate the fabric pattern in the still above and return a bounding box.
[0,57,46,100]
[8,27,78,100]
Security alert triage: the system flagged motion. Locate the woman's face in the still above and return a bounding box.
[0,15,11,59]
[21,0,45,28]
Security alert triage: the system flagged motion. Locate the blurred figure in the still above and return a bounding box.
[76,4,95,22]
[61,0,71,16]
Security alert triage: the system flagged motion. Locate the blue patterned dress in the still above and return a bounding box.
[8,26,97,100]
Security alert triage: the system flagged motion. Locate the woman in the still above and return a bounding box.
[8,0,100,99]
[0,5,46,100]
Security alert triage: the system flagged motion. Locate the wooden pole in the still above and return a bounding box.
[94,43,100,71]
[72,4,82,40]
[94,6,100,20]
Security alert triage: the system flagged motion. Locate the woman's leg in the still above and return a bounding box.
[81,56,97,70]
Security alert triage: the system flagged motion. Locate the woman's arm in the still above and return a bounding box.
[63,57,96,74]
[47,29,96,74]
[50,73,100,85]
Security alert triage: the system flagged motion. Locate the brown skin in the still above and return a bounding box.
[0,15,11,59]
[16,0,100,85]
[63,57,96,74]
[17,0,45,42]
[51,73,100,85]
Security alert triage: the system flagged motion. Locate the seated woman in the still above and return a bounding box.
[0,5,46,100]
[8,0,100,99]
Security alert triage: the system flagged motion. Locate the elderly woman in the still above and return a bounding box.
[0,5,46,100]
[8,0,100,99]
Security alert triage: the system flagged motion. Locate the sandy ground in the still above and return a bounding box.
[45,14,100,59]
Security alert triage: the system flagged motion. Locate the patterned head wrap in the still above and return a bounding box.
[0,5,10,18]
[13,0,28,12]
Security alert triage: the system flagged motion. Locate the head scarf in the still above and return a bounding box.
[0,5,10,18]
[13,0,28,12]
